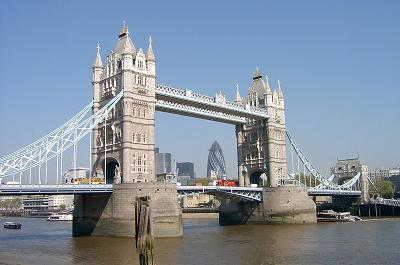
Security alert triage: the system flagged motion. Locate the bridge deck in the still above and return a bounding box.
[0,184,361,197]
[0,184,113,195]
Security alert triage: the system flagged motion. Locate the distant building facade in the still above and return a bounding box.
[177,175,192,186]
[155,148,172,175]
[177,162,195,179]
[331,157,362,184]
[369,167,400,183]
[207,141,227,179]
[23,195,74,213]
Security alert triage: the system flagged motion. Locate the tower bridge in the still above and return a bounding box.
[0,23,371,237]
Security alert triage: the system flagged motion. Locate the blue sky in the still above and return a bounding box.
[0,0,399,179]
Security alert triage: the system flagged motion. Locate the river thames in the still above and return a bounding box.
[1,217,400,265]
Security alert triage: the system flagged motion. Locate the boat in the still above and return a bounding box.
[317,210,358,222]
[47,212,73,221]
[3,222,22,229]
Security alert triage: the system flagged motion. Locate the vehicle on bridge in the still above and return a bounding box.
[213,179,238,187]
[70,178,105,185]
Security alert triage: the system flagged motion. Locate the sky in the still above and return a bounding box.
[0,0,399,180]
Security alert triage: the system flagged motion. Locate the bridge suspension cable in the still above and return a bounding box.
[0,102,93,163]
[286,130,363,191]
[286,130,338,189]
[0,90,123,179]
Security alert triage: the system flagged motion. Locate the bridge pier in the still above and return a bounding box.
[219,186,316,225]
[73,182,182,238]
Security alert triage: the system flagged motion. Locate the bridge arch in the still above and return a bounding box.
[249,170,269,187]
[104,159,120,184]
[93,155,121,184]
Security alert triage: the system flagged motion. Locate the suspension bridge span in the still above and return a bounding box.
[0,23,370,237]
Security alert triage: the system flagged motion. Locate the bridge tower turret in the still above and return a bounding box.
[76,23,181,238]
[91,44,103,176]
[236,68,287,187]
[91,22,157,184]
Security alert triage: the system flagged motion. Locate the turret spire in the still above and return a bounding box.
[93,43,102,67]
[119,20,129,38]
[253,66,262,80]
[235,84,242,103]
[266,75,272,94]
[277,80,283,97]
[146,36,156,62]
[114,21,136,55]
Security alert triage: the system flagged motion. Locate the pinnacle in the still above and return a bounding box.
[146,36,155,61]
[93,43,102,67]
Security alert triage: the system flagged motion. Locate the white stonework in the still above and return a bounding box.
[237,68,287,187]
[91,24,287,188]
[91,23,156,184]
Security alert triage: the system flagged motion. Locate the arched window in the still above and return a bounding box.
[137,156,142,173]
[132,153,137,173]
[142,154,147,173]
[138,75,144,85]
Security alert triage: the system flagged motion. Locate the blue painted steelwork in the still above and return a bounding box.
[0,184,113,195]
[0,91,123,178]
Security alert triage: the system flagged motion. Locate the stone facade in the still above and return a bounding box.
[219,186,316,225]
[73,182,182,238]
[91,23,156,184]
[236,68,287,187]
[331,157,362,185]
[74,24,182,238]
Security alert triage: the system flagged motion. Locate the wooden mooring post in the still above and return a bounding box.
[135,196,155,265]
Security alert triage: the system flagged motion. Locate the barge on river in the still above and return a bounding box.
[3,222,22,229]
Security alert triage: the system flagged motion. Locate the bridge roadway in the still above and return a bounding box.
[0,184,361,199]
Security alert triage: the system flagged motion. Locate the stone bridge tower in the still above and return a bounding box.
[236,68,287,187]
[91,23,156,184]
[220,69,315,225]
[74,23,181,238]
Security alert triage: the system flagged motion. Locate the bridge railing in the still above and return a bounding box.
[155,84,269,118]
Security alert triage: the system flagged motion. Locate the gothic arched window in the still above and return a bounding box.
[138,75,144,85]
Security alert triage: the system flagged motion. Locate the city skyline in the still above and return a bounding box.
[0,1,399,180]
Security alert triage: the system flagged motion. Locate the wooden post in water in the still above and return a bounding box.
[135,196,155,265]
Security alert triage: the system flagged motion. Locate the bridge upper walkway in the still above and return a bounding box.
[155,84,269,124]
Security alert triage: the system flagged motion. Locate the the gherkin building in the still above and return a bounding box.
[207,141,227,179]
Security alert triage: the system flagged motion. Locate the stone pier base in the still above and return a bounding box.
[219,186,316,225]
[73,182,182,238]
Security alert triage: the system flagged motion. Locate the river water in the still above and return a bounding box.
[0,217,399,265]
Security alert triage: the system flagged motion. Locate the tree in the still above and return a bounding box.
[194,178,211,186]
[0,198,22,210]
[375,180,395,199]
[296,173,320,187]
